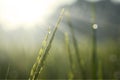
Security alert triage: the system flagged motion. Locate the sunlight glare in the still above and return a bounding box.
[0,0,76,30]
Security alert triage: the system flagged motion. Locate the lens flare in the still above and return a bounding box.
[0,0,76,30]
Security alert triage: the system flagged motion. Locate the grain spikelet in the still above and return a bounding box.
[29,8,65,80]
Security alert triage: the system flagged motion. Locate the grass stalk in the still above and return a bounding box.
[90,3,99,79]
[98,60,103,80]
[5,64,10,80]
[29,26,51,80]
[64,32,74,79]
[66,11,86,79]
[92,24,98,79]
[29,8,65,80]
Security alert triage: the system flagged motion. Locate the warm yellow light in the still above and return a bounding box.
[0,0,47,29]
[0,0,76,30]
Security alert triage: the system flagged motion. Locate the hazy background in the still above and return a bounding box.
[0,0,120,79]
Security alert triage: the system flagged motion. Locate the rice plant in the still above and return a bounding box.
[98,60,103,80]
[29,27,51,80]
[29,8,65,80]
[5,64,10,80]
[90,2,98,79]
[65,10,86,79]
[64,32,74,80]
[92,24,98,79]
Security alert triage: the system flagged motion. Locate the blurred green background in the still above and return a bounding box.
[0,0,120,79]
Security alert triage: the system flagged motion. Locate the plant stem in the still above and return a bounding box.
[66,11,86,79]
[92,24,98,79]
[65,32,74,79]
